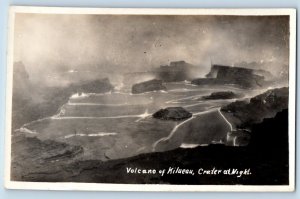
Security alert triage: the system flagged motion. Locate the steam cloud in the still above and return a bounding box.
[13,14,289,87]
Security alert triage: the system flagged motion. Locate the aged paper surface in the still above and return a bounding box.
[5,7,296,191]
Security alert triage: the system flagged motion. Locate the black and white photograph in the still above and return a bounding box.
[5,7,296,191]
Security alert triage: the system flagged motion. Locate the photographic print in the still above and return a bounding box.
[5,7,296,191]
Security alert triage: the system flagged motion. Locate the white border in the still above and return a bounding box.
[4,6,296,192]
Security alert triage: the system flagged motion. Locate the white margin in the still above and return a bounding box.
[4,6,297,192]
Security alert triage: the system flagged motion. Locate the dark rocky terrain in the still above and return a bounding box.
[152,107,192,121]
[221,87,288,128]
[155,61,200,82]
[132,79,166,94]
[11,134,83,181]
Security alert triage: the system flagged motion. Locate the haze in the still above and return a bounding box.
[13,14,289,87]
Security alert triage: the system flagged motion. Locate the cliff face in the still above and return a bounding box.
[192,64,267,88]
[156,61,199,82]
[12,62,36,130]
[12,62,32,101]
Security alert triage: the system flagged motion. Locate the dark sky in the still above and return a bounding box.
[13,13,289,86]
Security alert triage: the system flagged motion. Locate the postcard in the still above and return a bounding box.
[4,7,296,191]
